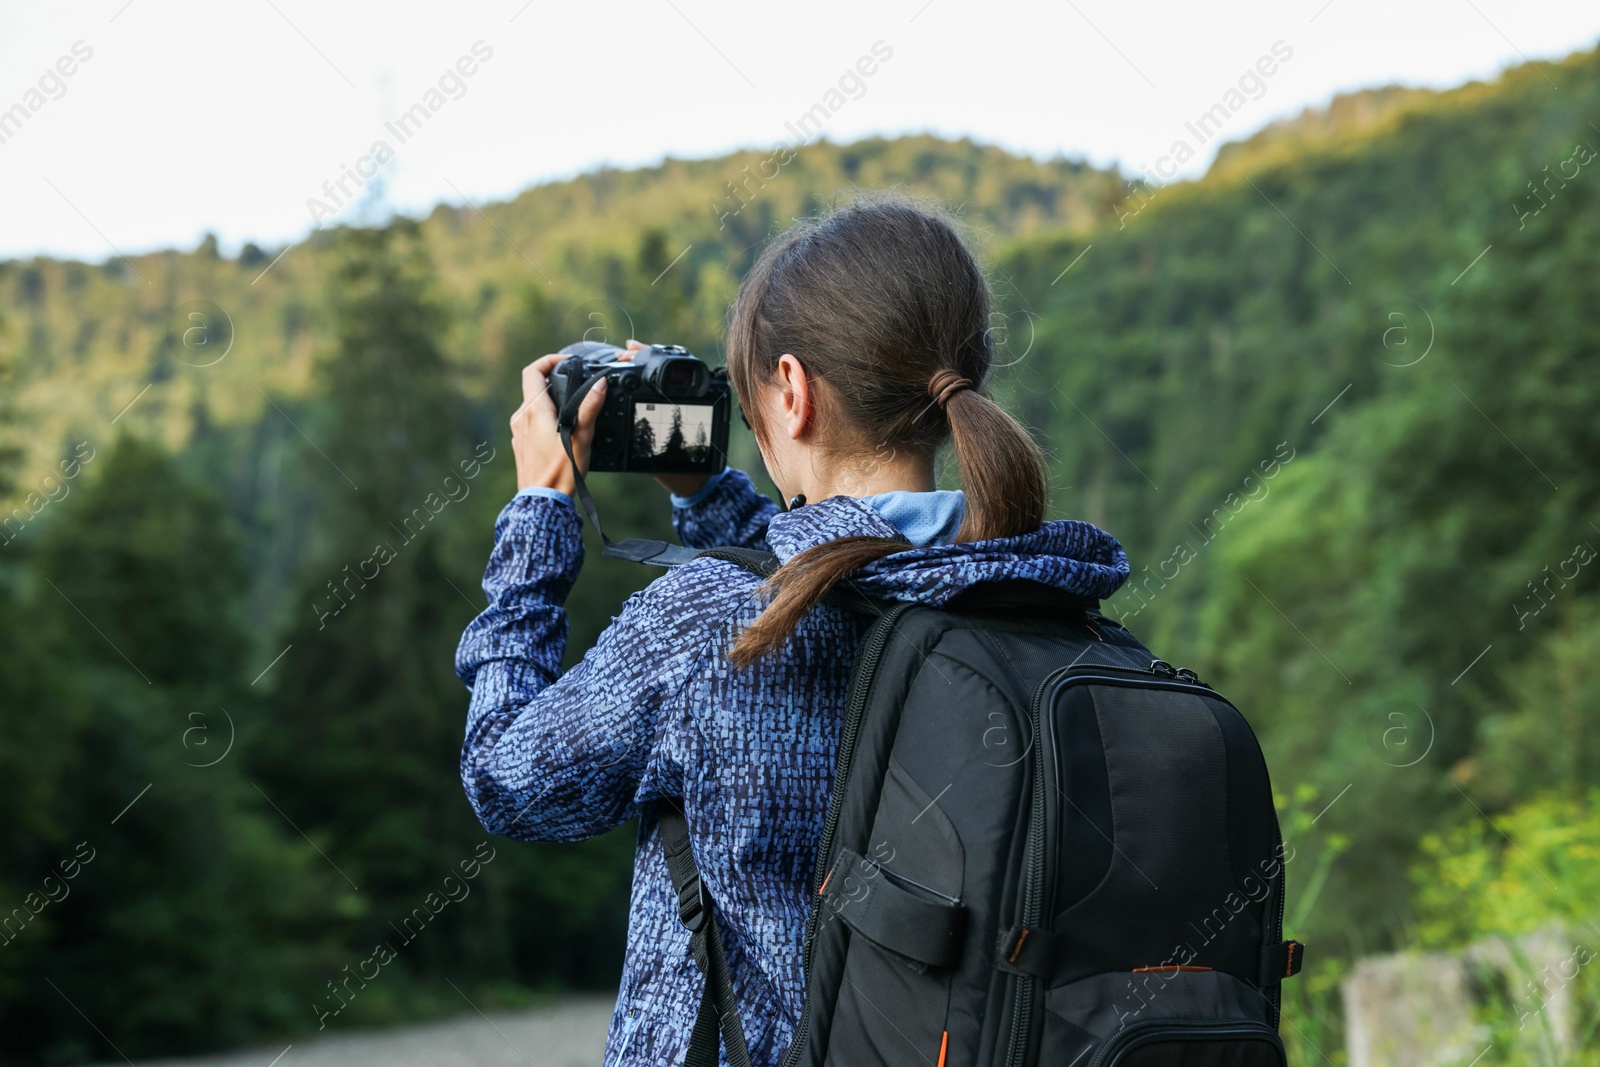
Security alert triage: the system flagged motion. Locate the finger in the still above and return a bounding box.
[527,353,565,378]
[522,355,564,407]
[523,353,565,390]
[570,377,609,462]
[625,339,646,350]
[575,376,609,431]
[516,378,553,422]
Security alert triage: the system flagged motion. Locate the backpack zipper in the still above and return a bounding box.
[780,602,914,1067]
[1087,1019,1285,1067]
[1003,659,1083,1067]
[1270,820,1286,1027]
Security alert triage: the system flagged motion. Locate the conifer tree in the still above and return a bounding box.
[2,438,341,1061]
[255,224,632,1005]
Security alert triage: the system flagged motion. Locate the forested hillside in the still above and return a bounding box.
[3,43,1599,1065]
[0,134,1121,473]
[0,135,1130,1063]
[994,43,1600,956]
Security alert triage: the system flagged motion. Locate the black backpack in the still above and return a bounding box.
[616,540,1305,1067]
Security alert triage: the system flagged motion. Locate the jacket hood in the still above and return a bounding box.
[763,494,1130,607]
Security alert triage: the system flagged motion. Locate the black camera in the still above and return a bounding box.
[548,341,730,474]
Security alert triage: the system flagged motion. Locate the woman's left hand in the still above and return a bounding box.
[511,353,610,496]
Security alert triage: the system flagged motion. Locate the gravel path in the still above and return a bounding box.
[97,996,613,1067]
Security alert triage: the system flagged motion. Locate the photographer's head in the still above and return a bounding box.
[725,197,1049,664]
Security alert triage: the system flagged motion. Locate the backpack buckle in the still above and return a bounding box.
[676,875,707,932]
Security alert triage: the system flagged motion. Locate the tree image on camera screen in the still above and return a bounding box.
[629,402,714,470]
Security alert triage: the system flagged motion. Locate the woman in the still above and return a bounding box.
[456,198,1129,1065]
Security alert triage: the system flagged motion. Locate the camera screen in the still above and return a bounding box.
[629,402,718,470]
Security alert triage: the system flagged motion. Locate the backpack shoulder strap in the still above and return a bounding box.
[657,799,754,1067]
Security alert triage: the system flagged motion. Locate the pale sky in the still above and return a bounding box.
[3,0,1597,261]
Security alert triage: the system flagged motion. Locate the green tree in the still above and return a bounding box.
[253,225,633,1025]
[0,438,342,1063]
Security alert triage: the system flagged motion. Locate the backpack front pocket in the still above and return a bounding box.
[818,757,968,1067]
[1040,970,1285,1067]
[1089,1018,1286,1066]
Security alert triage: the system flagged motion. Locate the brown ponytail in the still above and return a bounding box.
[725,196,1050,667]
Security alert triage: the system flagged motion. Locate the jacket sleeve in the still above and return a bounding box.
[455,495,737,843]
[672,467,780,551]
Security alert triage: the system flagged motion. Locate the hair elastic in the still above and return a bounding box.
[928,369,973,409]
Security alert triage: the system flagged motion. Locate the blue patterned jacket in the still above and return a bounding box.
[456,470,1129,1066]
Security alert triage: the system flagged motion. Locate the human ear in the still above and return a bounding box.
[774,353,813,440]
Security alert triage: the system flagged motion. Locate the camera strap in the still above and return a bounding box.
[557,368,759,570]
[554,367,786,577]
[554,368,617,549]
